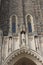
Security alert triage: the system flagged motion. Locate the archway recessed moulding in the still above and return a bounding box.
[3,48,43,65]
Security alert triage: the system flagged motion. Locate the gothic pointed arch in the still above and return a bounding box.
[3,48,43,65]
[26,14,34,33]
[12,15,16,33]
[14,57,36,65]
[9,14,18,35]
[27,15,32,32]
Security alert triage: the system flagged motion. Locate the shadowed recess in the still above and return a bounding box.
[14,57,36,65]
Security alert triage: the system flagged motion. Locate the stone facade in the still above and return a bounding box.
[0,0,43,65]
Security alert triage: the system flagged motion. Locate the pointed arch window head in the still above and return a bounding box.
[12,16,16,33]
[27,15,32,32]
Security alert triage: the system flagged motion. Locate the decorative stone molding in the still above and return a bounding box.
[3,48,43,65]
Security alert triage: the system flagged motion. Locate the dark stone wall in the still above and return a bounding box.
[0,0,10,36]
[0,0,43,35]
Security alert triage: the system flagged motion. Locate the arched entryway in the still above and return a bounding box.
[14,57,36,65]
[3,48,43,65]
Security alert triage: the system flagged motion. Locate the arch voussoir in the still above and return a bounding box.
[3,48,43,65]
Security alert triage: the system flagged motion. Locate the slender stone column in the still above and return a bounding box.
[8,38,12,54]
[8,17,12,36]
[0,30,3,65]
